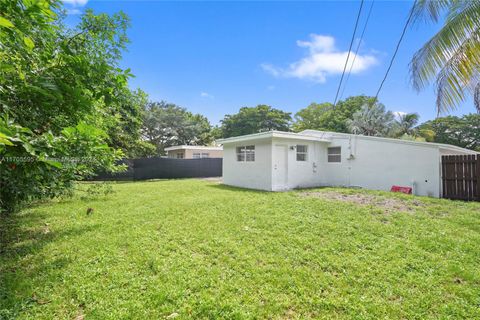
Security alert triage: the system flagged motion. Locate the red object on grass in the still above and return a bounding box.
[390,185,412,194]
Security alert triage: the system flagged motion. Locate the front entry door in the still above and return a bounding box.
[273,144,288,190]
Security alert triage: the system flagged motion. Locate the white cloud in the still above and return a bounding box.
[63,0,88,14]
[200,92,214,99]
[66,8,82,15]
[63,0,88,6]
[262,34,378,83]
[393,111,407,119]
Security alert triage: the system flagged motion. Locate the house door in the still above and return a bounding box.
[273,144,288,190]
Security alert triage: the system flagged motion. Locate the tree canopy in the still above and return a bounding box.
[0,1,151,213]
[219,105,292,138]
[142,101,213,154]
[417,114,480,151]
[347,103,395,137]
[293,96,376,133]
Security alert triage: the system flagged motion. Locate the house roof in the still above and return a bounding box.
[217,129,477,155]
[164,145,223,151]
[301,130,478,155]
[217,130,331,144]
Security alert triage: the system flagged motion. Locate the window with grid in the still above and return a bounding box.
[327,147,341,163]
[176,153,184,159]
[201,153,209,158]
[192,153,201,159]
[236,145,255,162]
[296,145,308,161]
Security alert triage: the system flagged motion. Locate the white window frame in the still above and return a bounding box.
[201,153,209,158]
[236,145,255,162]
[192,153,201,159]
[328,147,341,163]
[296,145,308,161]
[176,152,184,159]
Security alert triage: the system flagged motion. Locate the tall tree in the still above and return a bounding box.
[347,103,395,136]
[220,105,291,138]
[105,88,156,158]
[417,114,480,150]
[392,112,420,136]
[293,96,376,133]
[410,0,480,114]
[0,2,139,213]
[142,101,213,154]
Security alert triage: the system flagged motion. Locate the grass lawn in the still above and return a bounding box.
[1,179,480,319]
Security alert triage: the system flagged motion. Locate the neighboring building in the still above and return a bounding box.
[165,145,223,159]
[217,130,477,197]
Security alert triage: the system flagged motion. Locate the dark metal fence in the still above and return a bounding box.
[441,155,479,201]
[92,157,222,181]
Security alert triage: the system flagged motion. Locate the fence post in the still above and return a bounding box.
[476,155,480,201]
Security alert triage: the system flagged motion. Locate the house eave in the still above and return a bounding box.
[164,145,223,151]
[300,130,478,155]
[217,131,331,145]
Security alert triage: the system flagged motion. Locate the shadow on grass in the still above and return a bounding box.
[206,183,271,194]
[83,177,219,184]
[0,212,98,317]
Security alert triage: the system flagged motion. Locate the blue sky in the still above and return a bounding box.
[64,0,477,125]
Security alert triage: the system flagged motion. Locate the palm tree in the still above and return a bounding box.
[347,103,395,136]
[410,0,480,115]
[394,112,420,136]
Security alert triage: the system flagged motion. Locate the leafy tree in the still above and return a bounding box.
[410,0,480,113]
[0,2,141,213]
[142,102,213,154]
[347,103,395,136]
[105,88,156,158]
[293,96,376,133]
[220,105,291,138]
[293,102,333,132]
[417,114,480,151]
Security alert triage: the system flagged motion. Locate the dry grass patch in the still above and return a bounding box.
[298,190,424,214]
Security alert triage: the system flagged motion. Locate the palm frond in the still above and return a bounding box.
[410,0,480,92]
[411,0,454,24]
[434,31,480,113]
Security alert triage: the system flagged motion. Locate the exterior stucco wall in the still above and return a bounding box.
[222,139,272,191]
[271,138,326,190]
[319,136,441,197]
[220,131,474,197]
[167,150,185,159]
[167,148,223,159]
[184,149,223,159]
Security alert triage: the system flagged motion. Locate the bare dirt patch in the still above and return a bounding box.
[299,191,423,214]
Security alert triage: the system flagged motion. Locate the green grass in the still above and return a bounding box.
[1,179,480,319]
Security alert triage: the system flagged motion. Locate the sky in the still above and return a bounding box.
[63,0,477,125]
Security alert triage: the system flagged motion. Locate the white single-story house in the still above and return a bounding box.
[217,130,478,197]
[164,145,223,159]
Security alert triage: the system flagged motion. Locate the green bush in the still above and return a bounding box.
[0,118,123,213]
[0,0,136,213]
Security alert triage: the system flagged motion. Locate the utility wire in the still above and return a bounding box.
[372,0,417,105]
[333,0,364,107]
[339,0,375,102]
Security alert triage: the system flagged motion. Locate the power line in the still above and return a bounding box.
[339,0,375,102]
[333,0,364,107]
[372,0,417,104]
